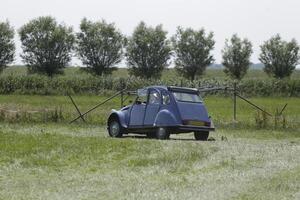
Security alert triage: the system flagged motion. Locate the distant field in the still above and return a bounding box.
[3,65,300,80]
[0,95,299,130]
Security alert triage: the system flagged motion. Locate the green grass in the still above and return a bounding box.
[0,95,299,130]
[0,94,299,199]
[0,66,299,199]
[0,123,299,200]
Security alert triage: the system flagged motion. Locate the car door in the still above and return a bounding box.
[144,89,161,126]
[129,89,147,126]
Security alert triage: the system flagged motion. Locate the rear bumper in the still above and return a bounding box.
[177,125,215,132]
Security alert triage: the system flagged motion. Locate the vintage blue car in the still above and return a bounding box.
[107,86,214,140]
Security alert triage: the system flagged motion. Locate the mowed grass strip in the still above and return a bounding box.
[0,123,299,200]
[233,166,300,200]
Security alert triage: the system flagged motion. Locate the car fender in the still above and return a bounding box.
[154,109,180,127]
[108,109,128,128]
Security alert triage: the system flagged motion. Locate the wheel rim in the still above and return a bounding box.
[110,121,120,137]
[157,127,168,139]
[157,128,165,136]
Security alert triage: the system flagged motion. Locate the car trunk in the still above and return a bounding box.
[176,101,210,124]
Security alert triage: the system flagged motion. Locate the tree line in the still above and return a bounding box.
[0,16,299,80]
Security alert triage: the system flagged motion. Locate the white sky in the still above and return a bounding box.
[1,0,300,66]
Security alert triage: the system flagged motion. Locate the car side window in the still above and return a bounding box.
[136,89,147,104]
[162,91,170,105]
[148,90,160,105]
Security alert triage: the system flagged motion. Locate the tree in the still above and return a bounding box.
[19,16,75,77]
[259,34,300,79]
[126,22,171,79]
[76,18,124,76]
[172,27,215,81]
[222,34,253,80]
[0,21,15,73]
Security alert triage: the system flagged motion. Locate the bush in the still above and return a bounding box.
[76,18,124,75]
[222,34,252,80]
[0,21,15,73]
[0,74,299,97]
[126,22,171,79]
[172,27,215,81]
[259,34,300,79]
[19,16,75,77]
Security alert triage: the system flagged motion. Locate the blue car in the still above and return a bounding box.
[107,86,215,140]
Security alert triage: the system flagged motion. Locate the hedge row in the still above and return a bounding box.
[0,74,299,97]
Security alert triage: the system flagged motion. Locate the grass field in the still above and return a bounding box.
[0,95,299,199]
[0,67,299,199]
[0,123,299,200]
[0,95,299,129]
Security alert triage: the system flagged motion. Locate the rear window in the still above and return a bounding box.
[172,92,203,103]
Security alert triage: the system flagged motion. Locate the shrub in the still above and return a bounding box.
[76,18,124,75]
[259,34,299,79]
[0,74,299,97]
[19,16,75,77]
[222,34,252,80]
[0,21,15,73]
[172,27,215,81]
[126,22,171,79]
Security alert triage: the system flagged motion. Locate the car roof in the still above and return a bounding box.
[145,85,168,91]
[145,86,198,93]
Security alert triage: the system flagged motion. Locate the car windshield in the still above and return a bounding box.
[172,92,203,103]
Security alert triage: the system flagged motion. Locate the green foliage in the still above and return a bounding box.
[126,22,171,79]
[172,27,215,81]
[0,21,15,72]
[76,18,124,75]
[19,16,75,77]
[222,34,253,80]
[0,73,299,97]
[259,34,300,79]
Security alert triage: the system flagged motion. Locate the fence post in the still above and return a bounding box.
[233,81,237,121]
[120,90,124,108]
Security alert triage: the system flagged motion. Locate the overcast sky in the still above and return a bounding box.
[1,0,300,66]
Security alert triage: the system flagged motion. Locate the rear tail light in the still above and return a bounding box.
[204,121,211,127]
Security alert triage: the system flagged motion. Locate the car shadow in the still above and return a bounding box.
[122,135,213,142]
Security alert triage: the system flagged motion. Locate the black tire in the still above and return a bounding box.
[108,119,123,138]
[156,127,170,140]
[194,131,209,141]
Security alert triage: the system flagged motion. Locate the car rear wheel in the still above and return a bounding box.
[156,127,170,140]
[194,131,209,141]
[108,119,123,138]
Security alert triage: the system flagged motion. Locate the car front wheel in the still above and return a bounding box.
[108,120,123,138]
[194,131,209,141]
[156,127,170,140]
